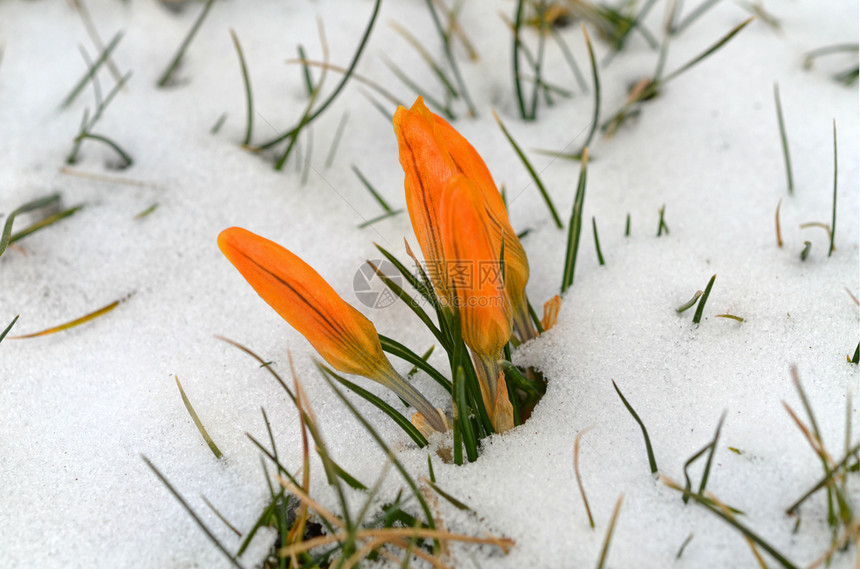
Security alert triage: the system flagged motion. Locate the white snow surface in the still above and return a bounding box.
[1,1,858,568]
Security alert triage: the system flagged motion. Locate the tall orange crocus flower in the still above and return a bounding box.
[439,175,514,432]
[218,227,445,433]
[394,97,536,341]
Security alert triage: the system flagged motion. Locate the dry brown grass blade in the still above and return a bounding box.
[574,426,596,528]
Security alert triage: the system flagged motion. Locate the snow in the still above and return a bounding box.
[0,0,857,568]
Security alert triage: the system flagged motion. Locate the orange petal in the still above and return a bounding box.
[218,227,387,378]
[439,175,512,357]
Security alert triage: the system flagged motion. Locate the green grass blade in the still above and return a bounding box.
[379,335,452,393]
[672,0,726,35]
[0,314,19,344]
[663,18,754,84]
[677,290,703,313]
[175,376,223,459]
[257,0,381,151]
[580,25,601,154]
[324,111,349,169]
[230,29,254,146]
[561,148,589,292]
[528,2,549,120]
[591,216,605,265]
[595,495,623,569]
[157,0,217,87]
[374,243,436,306]
[142,455,245,569]
[381,56,453,119]
[549,26,588,93]
[352,165,392,212]
[692,274,716,325]
[0,193,61,258]
[773,83,793,194]
[61,31,123,108]
[454,366,478,463]
[318,364,429,448]
[786,443,860,514]
[357,209,402,229]
[494,110,562,228]
[297,45,314,97]
[74,132,133,168]
[829,119,837,257]
[612,380,658,474]
[9,204,83,245]
[389,20,458,98]
[512,0,527,119]
[423,0,474,116]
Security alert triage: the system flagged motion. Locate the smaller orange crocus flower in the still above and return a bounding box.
[394,97,536,342]
[439,175,515,432]
[218,227,445,433]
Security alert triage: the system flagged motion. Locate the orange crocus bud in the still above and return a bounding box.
[218,227,445,432]
[439,175,514,432]
[393,97,536,341]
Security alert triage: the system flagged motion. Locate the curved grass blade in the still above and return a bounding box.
[773,83,793,194]
[579,25,601,154]
[61,31,124,109]
[74,132,133,168]
[10,204,82,245]
[0,194,61,258]
[512,0,527,119]
[175,375,223,459]
[257,0,382,151]
[157,0,217,87]
[676,290,703,313]
[829,120,837,257]
[592,216,604,265]
[9,294,131,339]
[574,427,595,528]
[317,363,429,448]
[142,455,245,569]
[682,412,725,503]
[378,335,452,392]
[612,380,658,474]
[494,110,562,228]
[230,29,254,146]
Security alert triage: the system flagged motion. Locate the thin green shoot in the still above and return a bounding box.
[580,25,601,155]
[494,110,562,227]
[800,241,811,261]
[664,477,800,569]
[61,31,123,109]
[427,454,435,483]
[389,21,458,98]
[625,213,630,236]
[142,455,245,569]
[353,165,393,212]
[324,112,349,169]
[9,294,131,339]
[408,346,434,378]
[595,495,623,569]
[612,380,658,474]
[10,204,83,245]
[728,447,743,455]
[676,534,694,559]
[676,290,703,313]
[561,148,589,292]
[851,343,859,364]
[297,45,314,97]
[200,494,242,537]
[829,120,837,256]
[527,0,549,120]
[257,0,382,151]
[715,314,744,322]
[692,274,716,325]
[682,412,726,503]
[134,203,159,220]
[672,0,726,35]
[316,363,429,448]
[773,83,793,194]
[549,26,588,93]
[358,210,403,229]
[174,375,223,459]
[157,0,217,87]
[73,0,124,84]
[0,193,61,257]
[67,70,133,165]
[775,199,783,247]
[424,0,475,116]
[657,204,669,236]
[574,427,596,528]
[210,112,227,134]
[0,314,19,344]
[230,29,254,146]
[426,479,472,511]
[592,216,605,265]
[381,56,453,119]
[512,0,527,119]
